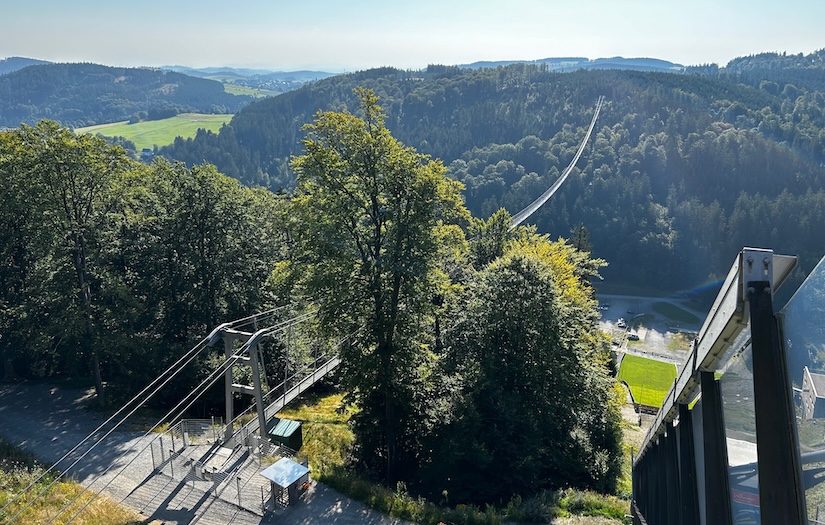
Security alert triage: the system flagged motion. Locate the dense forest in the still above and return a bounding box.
[0,62,252,128]
[161,51,825,291]
[0,122,287,407]
[1,104,621,504]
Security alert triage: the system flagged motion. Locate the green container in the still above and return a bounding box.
[266,417,303,451]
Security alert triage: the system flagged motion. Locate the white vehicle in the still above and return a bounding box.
[617,318,627,329]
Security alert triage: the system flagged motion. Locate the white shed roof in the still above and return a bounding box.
[259,457,309,488]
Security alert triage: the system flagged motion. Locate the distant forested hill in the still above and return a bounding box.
[0,63,253,128]
[719,49,825,93]
[160,56,825,291]
[0,56,50,75]
[460,56,684,72]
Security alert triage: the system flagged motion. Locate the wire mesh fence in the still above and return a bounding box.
[143,419,306,516]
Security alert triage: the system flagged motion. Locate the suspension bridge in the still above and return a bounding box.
[0,306,349,524]
[510,95,604,229]
[1,96,609,525]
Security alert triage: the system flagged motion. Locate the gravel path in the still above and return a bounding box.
[0,382,411,525]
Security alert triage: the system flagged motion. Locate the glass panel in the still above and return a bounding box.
[719,326,761,524]
[781,255,825,522]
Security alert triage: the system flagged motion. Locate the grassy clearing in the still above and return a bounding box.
[278,391,356,478]
[652,302,701,325]
[281,389,628,524]
[618,354,677,407]
[222,83,279,98]
[75,113,231,150]
[667,332,694,352]
[618,420,645,499]
[0,438,143,525]
[797,418,825,453]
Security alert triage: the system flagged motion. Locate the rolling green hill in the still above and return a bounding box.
[159,55,825,291]
[0,56,50,75]
[76,113,232,151]
[0,62,251,128]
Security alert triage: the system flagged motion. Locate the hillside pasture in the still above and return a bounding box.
[76,113,231,150]
[618,354,677,407]
[223,83,279,98]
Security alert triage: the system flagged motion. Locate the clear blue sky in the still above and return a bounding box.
[2,0,823,71]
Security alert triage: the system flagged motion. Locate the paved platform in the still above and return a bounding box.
[0,381,412,525]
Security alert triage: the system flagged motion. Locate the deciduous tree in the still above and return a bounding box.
[289,88,468,482]
[428,235,621,502]
[13,121,132,405]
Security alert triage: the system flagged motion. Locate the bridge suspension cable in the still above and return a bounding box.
[45,310,317,525]
[509,95,605,229]
[2,307,295,524]
[226,325,362,442]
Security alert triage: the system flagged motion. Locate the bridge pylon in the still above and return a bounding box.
[219,327,268,447]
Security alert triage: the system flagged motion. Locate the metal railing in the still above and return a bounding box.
[145,418,308,516]
[232,352,340,442]
[632,247,805,525]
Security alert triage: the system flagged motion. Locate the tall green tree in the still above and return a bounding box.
[467,208,516,268]
[428,235,621,502]
[571,223,592,253]
[0,129,53,380]
[1,122,289,408]
[103,158,289,401]
[14,122,132,405]
[289,88,468,482]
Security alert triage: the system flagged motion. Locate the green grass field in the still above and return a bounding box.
[618,354,677,407]
[278,391,355,477]
[667,332,694,352]
[76,113,232,151]
[222,83,279,98]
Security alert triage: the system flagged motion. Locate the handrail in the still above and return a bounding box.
[635,248,797,461]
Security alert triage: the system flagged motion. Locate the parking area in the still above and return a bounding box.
[597,294,705,365]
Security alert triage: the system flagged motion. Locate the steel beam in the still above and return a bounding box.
[700,371,732,525]
[664,422,680,524]
[677,403,699,525]
[748,281,805,524]
[223,335,235,444]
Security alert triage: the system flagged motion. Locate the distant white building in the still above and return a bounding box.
[802,366,825,419]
